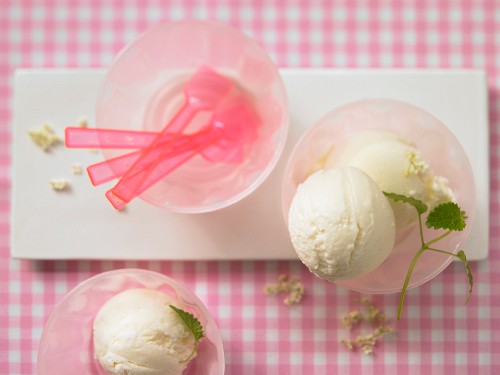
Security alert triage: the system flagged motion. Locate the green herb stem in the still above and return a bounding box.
[383,194,472,320]
[398,247,425,320]
[425,230,453,248]
[426,247,456,257]
[417,213,425,246]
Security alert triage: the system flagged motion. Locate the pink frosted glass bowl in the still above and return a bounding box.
[96,20,288,213]
[281,98,475,294]
[37,269,225,375]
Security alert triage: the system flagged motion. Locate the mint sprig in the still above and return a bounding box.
[383,193,473,320]
[169,305,205,363]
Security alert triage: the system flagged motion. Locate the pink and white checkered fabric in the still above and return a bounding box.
[1,1,499,374]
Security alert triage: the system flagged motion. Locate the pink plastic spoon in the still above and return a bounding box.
[106,95,260,210]
[106,66,233,208]
[65,127,243,185]
[86,128,246,186]
[65,127,157,148]
[65,65,233,149]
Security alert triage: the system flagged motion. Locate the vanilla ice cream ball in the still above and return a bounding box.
[325,129,454,231]
[93,288,197,375]
[288,167,396,281]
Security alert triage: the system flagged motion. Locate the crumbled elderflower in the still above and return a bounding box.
[71,163,83,175]
[339,298,393,355]
[404,151,428,176]
[264,274,304,306]
[340,339,354,350]
[354,326,394,355]
[341,310,363,330]
[359,297,386,326]
[77,116,88,128]
[49,178,69,191]
[27,123,61,151]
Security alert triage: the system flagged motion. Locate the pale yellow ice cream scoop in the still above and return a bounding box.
[325,129,454,231]
[93,288,196,375]
[288,167,396,281]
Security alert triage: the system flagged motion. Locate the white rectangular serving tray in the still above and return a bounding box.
[10,69,489,261]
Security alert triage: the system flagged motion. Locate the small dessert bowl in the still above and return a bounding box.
[37,269,225,375]
[281,98,475,294]
[96,20,289,213]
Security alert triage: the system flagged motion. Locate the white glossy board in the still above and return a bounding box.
[10,69,489,260]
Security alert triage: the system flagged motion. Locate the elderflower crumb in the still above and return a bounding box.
[340,339,354,350]
[50,178,69,191]
[77,116,88,128]
[341,310,362,330]
[339,298,393,355]
[71,163,83,175]
[264,274,304,306]
[358,297,386,325]
[27,123,61,151]
[404,151,428,176]
[355,326,394,355]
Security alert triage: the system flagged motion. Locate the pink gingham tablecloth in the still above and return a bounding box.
[1,1,499,374]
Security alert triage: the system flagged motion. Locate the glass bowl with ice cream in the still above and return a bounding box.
[281,99,475,294]
[37,269,224,375]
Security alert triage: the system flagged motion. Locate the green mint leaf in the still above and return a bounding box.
[383,192,428,215]
[425,202,467,231]
[170,305,205,341]
[170,305,205,363]
[455,250,473,304]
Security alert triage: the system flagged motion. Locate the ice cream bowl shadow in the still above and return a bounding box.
[37,269,225,375]
[281,98,475,294]
[95,19,289,213]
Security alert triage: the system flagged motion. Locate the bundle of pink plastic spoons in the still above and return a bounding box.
[66,67,260,209]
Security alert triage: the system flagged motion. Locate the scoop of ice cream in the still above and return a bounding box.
[325,129,454,230]
[93,288,196,375]
[288,167,396,281]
